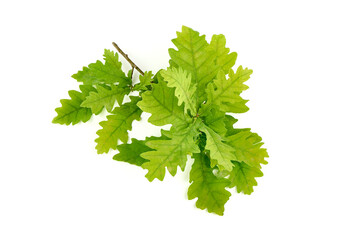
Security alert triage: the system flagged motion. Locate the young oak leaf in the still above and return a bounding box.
[208,34,237,74]
[95,96,142,154]
[229,161,263,195]
[137,80,189,127]
[203,109,227,136]
[160,67,197,116]
[113,136,168,167]
[141,120,201,181]
[72,49,131,86]
[224,114,241,136]
[53,85,96,125]
[188,152,231,216]
[81,84,130,114]
[169,26,217,105]
[201,66,252,114]
[133,71,153,91]
[199,124,236,171]
[227,129,269,168]
[113,138,150,166]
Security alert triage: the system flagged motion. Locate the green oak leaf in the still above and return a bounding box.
[95,96,142,154]
[227,129,269,168]
[127,69,133,78]
[137,79,189,126]
[199,124,236,171]
[53,85,96,125]
[201,65,251,114]
[72,49,131,86]
[113,136,167,166]
[169,26,217,106]
[229,161,263,195]
[188,152,231,216]
[203,109,227,136]
[208,34,237,74]
[224,114,241,136]
[161,67,197,116]
[133,71,153,91]
[141,120,201,181]
[81,84,130,114]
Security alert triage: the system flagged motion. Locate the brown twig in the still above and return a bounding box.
[130,67,134,79]
[112,42,144,76]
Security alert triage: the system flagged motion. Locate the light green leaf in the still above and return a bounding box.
[208,34,237,74]
[224,114,241,136]
[161,67,197,116]
[113,136,167,166]
[141,120,201,181]
[201,65,251,114]
[81,84,129,114]
[52,85,96,125]
[227,129,269,168]
[95,96,142,154]
[229,161,263,195]
[203,109,227,136]
[222,101,249,114]
[133,71,153,91]
[188,152,231,216]
[199,124,236,171]
[169,26,217,105]
[137,80,189,126]
[72,49,131,86]
[127,69,133,79]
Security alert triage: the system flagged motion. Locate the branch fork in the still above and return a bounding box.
[112,42,144,77]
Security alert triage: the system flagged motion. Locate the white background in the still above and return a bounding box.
[1,0,359,239]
